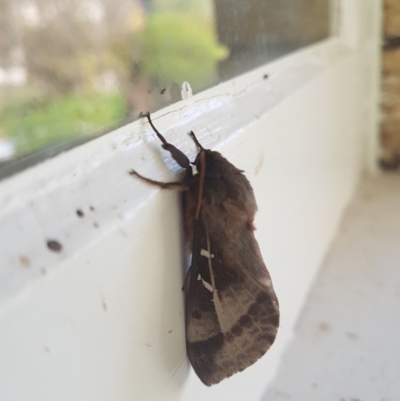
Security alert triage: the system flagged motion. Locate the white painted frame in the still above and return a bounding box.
[0,1,382,400]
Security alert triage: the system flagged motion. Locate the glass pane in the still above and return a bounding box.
[0,0,332,178]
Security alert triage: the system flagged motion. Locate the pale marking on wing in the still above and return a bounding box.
[196,270,213,291]
[200,249,214,258]
[214,292,248,354]
[221,268,274,334]
[205,232,232,333]
[222,267,277,334]
[230,281,279,336]
[221,267,266,337]
[204,252,262,335]
[232,275,278,323]
[191,164,199,175]
[225,286,265,335]
[227,283,277,341]
[202,279,214,292]
[223,269,258,303]
[193,233,245,370]
[222,290,258,344]
[216,285,261,359]
[189,244,240,367]
[238,280,260,303]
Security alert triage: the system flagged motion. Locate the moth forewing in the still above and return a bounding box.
[130,113,280,386]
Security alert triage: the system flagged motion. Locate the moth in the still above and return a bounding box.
[130,113,279,386]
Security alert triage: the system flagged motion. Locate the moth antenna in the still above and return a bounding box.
[195,151,206,220]
[143,112,191,169]
[144,112,168,145]
[189,131,205,151]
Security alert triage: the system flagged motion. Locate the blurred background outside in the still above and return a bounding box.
[0,0,331,169]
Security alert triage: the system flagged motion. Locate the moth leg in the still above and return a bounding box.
[144,112,190,169]
[189,131,205,151]
[129,170,189,191]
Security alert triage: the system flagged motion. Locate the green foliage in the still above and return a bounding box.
[1,93,128,154]
[140,13,228,91]
[0,6,228,161]
[153,0,213,17]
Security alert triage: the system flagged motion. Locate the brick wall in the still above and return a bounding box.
[381,0,400,169]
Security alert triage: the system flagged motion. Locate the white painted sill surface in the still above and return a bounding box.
[0,34,371,401]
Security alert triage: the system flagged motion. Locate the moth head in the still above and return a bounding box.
[193,149,223,172]
[189,131,224,175]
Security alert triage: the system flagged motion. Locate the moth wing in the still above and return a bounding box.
[185,218,279,386]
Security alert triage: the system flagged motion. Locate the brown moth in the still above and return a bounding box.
[130,113,279,386]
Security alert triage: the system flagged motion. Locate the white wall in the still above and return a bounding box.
[0,2,381,400]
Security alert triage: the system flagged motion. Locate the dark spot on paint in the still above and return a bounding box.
[20,255,31,268]
[100,292,107,311]
[76,209,84,217]
[346,332,359,341]
[263,74,269,79]
[118,228,128,237]
[89,205,95,211]
[44,346,50,353]
[168,329,173,333]
[319,322,330,332]
[192,310,202,320]
[93,222,99,228]
[46,240,63,253]
[160,88,166,94]
[40,268,47,275]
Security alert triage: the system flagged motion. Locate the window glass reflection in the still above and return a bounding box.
[0,0,331,176]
